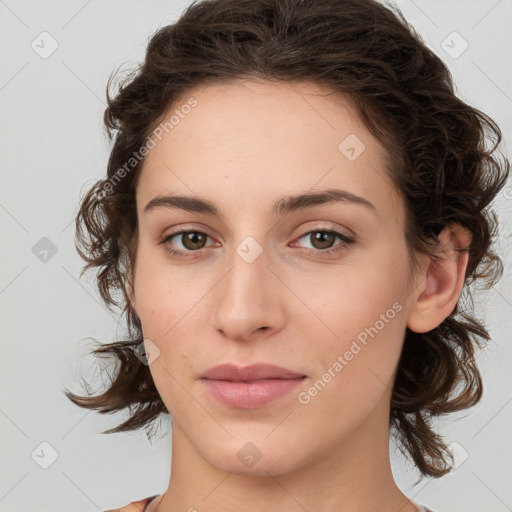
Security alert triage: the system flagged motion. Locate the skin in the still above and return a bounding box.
[129,79,470,512]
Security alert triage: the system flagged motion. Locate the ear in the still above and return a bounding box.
[407,223,472,333]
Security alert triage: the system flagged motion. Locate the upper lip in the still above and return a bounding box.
[200,363,306,381]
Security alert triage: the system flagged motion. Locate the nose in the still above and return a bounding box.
[210,243,285,342]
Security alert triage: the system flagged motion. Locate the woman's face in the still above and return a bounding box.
[131,79,422,476]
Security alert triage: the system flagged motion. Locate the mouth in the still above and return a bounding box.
[199,363,307,408]
[199,362,306,381]
[201,376,306,408]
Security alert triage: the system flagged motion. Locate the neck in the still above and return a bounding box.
[154,399,418,512]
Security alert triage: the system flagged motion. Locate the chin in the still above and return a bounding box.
[202,435,305,477]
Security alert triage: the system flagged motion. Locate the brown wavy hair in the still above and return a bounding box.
[63,0,510,481]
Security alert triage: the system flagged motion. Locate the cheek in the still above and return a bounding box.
[132,246,180,330]
[304,297,406,422]
[132,249,207,362]
[305,251,409,381]
[317,261,407,333]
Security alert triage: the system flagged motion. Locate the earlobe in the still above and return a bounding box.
[407,223,471,333]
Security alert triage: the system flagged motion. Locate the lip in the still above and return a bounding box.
[200,363,305,381]
[199,363,306,409]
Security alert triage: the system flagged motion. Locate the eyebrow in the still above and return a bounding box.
[143,188,377,218]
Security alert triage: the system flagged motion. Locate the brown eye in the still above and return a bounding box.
[160,229,218,258]
[179,231,207,250]
[309,231,337,250]
[292,228,354,258]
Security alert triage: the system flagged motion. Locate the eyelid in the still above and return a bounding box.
[160,223,218,241]
[159,224,220,248]
[294,221,354,240]
[159,222,355,257]
[160,222,353,243]
[290,226,355,256]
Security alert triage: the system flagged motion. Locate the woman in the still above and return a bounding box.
[64,0,510,511]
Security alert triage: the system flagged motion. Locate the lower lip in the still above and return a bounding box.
[201,377,306,408]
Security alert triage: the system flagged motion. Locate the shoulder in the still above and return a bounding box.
[103,494,161,512]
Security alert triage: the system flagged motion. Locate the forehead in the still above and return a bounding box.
[136,79,403,224]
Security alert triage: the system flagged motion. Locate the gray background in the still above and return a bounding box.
[0,1,511,511]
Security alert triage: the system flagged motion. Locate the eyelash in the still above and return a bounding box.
[159,226,355,259]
